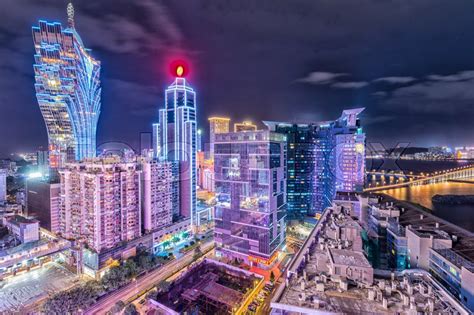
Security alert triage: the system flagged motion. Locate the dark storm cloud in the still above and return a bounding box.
[1,0,474,155]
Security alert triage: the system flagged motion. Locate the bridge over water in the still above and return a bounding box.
[364,165,474,192]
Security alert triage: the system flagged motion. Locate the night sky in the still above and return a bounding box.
[1,0,474,156]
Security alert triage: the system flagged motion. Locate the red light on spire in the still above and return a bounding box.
[176,65,184,77]
[170,60,188,78]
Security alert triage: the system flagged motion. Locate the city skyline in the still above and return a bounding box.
[2,0,474,156]
[2,2,474,314]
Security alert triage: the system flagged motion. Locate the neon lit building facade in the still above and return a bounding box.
[59,158,141,252]
[214,130,287,268]
[158,70,197,226]
[32,3,101,169]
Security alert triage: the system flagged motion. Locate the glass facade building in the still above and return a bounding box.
[32,4,101,169]
[214,130,287,267]
[268,123,316,219]
[158,77,197,226]
[265,108,366,218]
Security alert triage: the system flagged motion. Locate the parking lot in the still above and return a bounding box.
[0,262,78,312]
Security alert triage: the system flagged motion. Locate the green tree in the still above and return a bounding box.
[124,259,139,278]
[157,280,171,293]
[110,300,126,314]
[193,245,202,260]
[123,303,139,315]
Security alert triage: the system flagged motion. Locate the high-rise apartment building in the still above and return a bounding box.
[234,120,257,132]
[158,65,197,226]
[59,158,141,252]
[142,160,179,233]
[32,3,101,169]
[214,130,287,268]
[0,169,6,205]
[208,117,230,159]
[265,108,365,217]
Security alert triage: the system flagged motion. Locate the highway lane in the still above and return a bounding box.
[85,241,214,315]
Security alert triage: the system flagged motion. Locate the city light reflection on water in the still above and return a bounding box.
[382,179,474,232]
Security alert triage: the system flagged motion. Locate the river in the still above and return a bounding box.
[382,181,474,232]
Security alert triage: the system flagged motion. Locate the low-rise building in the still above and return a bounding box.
[148,258,264,314]
[3,215,39,244]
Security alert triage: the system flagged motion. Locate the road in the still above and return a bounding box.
[85,241,214,315]
[0,262,78,313]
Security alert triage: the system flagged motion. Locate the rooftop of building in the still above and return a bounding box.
[214,129,286,143]
[334,191,360,202]
[379,194,474,265]
[5,215,38,225]
[407,226,451,240]
[329,248,372,268]
[271,204,469,314]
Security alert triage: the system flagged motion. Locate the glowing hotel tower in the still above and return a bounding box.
[32,3,101,169]
[158,64,197,226]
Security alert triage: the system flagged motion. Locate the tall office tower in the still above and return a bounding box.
[0,169,6,204]
[32,3,101,169]
[26,178,61,233]
[158,64,197,225]
[142,160,179,233]
[59,158,141,252]
[208,117,230,160]
[264,122,316,219]
[265,108,365,217]
[234,120,257,132]
[333,108,366,193]
[214,130,287,268]
[152,123,160,158]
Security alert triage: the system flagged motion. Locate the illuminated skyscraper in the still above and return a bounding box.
[264,122,316,219]
[265,108,365,217]
[59,158,141,252]
[214,130,287,268]
[334,108,366,193]
[32,3,101,169]
[234,120,257,132]
[158,64,197,225]
[208,117,230,159]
